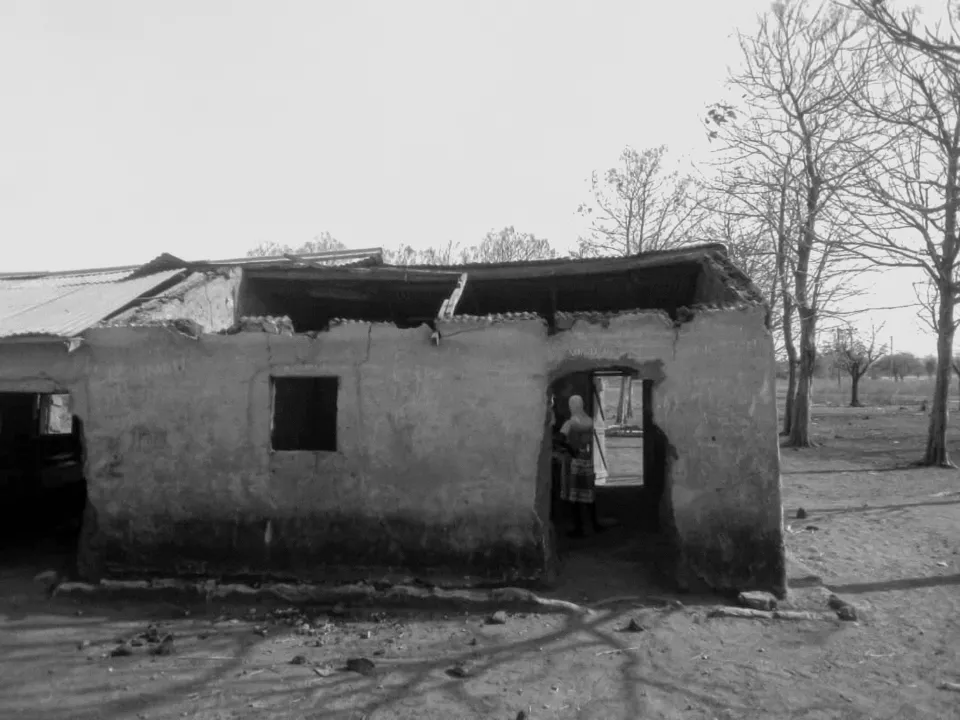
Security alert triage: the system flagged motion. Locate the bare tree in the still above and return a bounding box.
[464,227,556,263]
[385,240,470,266]
[697,178,780,304]
[385,228,556,266]
[830,324,886,406]
[705,0,872,445]
[246,231,346,257]
[698,157,804,434]
[575,146,700,420]
[576,145,702,257]
[849,0,960,68]
[844,0,960,465]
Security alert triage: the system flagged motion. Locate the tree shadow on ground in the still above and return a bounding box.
[781,465,938,475]
[0,598,255,720]
[0,597,767,720]
[228,606,760,719]
[827,573,960,595]
[795,498,960,516]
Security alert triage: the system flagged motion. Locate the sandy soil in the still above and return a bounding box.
[1,406,959,719]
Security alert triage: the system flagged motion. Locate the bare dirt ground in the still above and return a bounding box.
[2,406,960,719]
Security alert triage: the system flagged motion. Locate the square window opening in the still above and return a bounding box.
[271,376,339,452]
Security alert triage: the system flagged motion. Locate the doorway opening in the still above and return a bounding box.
[0,392,87,570]
[546,369,674,598]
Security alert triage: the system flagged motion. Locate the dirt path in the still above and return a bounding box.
[0,407,958,719]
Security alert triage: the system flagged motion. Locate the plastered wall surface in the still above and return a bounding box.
[537,307,784,594]
[0,304,784,594]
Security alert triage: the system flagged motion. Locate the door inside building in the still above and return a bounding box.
[0,392,87,559]
[547,371,672,598]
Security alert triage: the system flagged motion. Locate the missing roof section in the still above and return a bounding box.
[237,243,764,331]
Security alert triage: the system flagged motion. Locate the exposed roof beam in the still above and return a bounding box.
[246,267,463,283]
[245,252,710,285]
[437,273,469,320]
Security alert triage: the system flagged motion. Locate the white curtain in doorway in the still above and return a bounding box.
[592,376,609,485]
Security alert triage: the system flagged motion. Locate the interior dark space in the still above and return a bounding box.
[459,263,703,321]
[240,272,459,330]
[239,259,708,332]
[0,392,87,566]
[547,372,673,591]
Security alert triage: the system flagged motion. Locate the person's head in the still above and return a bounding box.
[568,394,585,415]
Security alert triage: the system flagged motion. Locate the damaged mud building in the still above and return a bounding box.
[0,244,785,596]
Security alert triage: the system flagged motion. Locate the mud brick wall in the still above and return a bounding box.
[0,304,784,595]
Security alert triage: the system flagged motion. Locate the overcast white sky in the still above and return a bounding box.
[0,0,947,354]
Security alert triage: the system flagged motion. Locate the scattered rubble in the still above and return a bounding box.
[344,657,376,676]
[446,662,472,678]
[103,624,177,658]
[827,594,859,622]
[224,315,295,335]
[150,635,175,656]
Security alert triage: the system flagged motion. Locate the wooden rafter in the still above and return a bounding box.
[438,273,469,319]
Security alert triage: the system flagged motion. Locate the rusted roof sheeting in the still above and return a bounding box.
[0,269,185,339]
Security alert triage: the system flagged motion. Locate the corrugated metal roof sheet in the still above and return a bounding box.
[400,243,729,270]
[0,269,185,339]
[0,248,385,281]
[185,248,384,270]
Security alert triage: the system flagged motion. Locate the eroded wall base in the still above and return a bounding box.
[79,510,548,585]
[675,528,787,599]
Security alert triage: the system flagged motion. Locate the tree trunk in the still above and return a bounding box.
[786,171,819,449]
[953,365,960,411]
[774,176,794,438]
[850,371,862,407]
[924,281,956,466]
[788,306,817,446]
[781,295,797,436]
[783,358,797,436]
[924,143,959,466]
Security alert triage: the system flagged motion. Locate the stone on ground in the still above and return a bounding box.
[487,610,508,625]
[738,591,778,611]
[827,593,859,621]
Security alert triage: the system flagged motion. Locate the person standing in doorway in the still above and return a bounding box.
[559,394,606,538]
